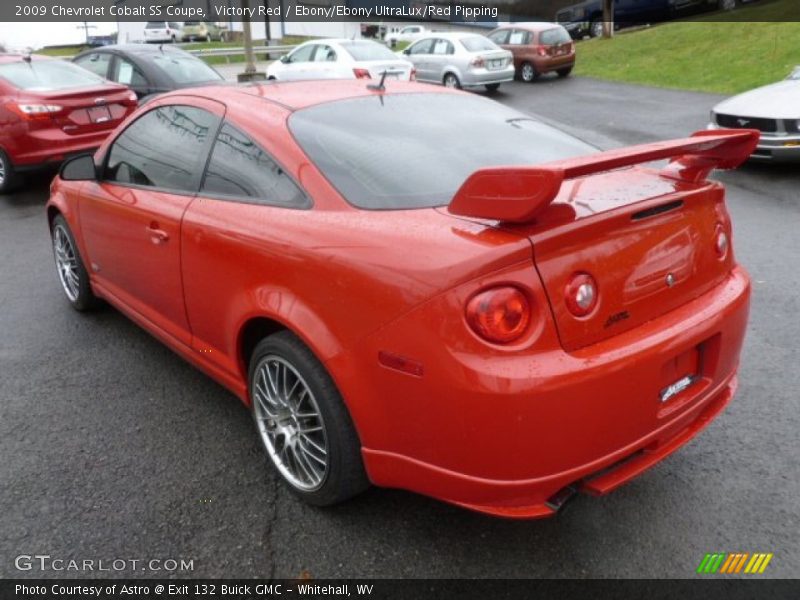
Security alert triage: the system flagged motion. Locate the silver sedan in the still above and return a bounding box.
[399,32,515,92]
[708,66,800,162]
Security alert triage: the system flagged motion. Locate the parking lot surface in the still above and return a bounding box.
[1,76,798,578]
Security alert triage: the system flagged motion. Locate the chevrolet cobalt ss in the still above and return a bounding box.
[47,82,756,517]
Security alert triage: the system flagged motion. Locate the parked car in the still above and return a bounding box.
[143,21,184,44]
[488,23,576,82]
[707,66,800,162]
[73,45,225,102]
[556,0,729,38]
[266,39,414,82]
[86,34,117,47]
[181,20,227,43]
[400,32,515,91]
[0,54,137,193]
[385,25,428,48]
[46,79,755,517]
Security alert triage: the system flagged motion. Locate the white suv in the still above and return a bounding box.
[144,22,184,44]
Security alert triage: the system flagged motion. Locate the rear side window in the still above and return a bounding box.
[488,30,509,44]
[508,30,532,45]
[201,123,309,208]
[105,105,219,192]
[290,93,595,210]
[0,59,105,91]
[460,36,498,52]
[540,28,571,45]
[74,53,112,78]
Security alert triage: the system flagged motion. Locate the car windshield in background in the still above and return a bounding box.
[290,93,596,210]
[150,54,223,84]
[460,36,498,52]
[340,41,398,62]
[0,60,106,91]
[540,28,571,45]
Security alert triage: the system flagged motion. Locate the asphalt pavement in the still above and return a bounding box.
[0,75,798,579]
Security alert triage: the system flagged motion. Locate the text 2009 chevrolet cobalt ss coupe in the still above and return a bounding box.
[47,81,757,518]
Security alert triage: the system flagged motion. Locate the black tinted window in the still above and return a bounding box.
[201,123,308,208]
[290,94,595,210]
[105,105,218,192]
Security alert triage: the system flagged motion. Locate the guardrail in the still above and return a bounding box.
[187,45,295,63]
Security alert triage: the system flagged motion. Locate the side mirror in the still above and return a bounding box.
[403,48,411,55]
[60,153,97,181]
[280,54,290,64]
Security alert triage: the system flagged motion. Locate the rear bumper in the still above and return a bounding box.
[355,266,750,518]
[11,129,112,168]
[461,65,516,87]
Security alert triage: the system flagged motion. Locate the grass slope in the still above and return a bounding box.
[574,1,800,94]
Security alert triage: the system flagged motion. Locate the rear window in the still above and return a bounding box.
[289,93,595,210]
[150,54,223,84]
[540,27,571,45]
[146,22,166,29]
[0,59,106,91]
[340,41,398,62]
[460,36,499,53]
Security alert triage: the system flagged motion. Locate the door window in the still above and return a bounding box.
[407,39,434,55]
[488,30,510,45]
[313,45,337,62]
[201,123,309,208]
[74,52,112,78]
[432,40,454,55]
[104,105,219,193]
[288,44,315,63]
[112,58,148,87]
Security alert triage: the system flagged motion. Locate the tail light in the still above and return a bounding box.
[536,45,549,57]
[125,92,139,106]
[410,68,416,81]
[353,68,371,79]
[565,273,598,317]
[8,103,64,120]
[466,286,531,344]
[470,56,485,68]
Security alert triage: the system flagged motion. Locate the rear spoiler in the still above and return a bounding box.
[448,129,759,224]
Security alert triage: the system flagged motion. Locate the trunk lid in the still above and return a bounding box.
[33,85,136,136]
[363,60,413,81]
[522,168,733,351]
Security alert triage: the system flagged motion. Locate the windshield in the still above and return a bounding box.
[460,36,499,53]
[340,41,398,62]
[290,93,596,210]
[150,54,223,84]
[0,59,106,91]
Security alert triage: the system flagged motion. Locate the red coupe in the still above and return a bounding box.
[46,81,757,518]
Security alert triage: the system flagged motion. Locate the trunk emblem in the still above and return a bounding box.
[666,273,676,287]
[94,98,107,105]
[660,375,696,403]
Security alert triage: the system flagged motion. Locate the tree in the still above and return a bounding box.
[602,0,614,38]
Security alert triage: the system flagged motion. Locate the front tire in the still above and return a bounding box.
[443,72,461,89]
[520,62,538,83]
[484,83,501,92]
[249,331,369,506]
[0,149,20,194]
[51,215,99,311]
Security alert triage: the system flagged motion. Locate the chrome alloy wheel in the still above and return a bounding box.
[253,355,329,491]
[521,63,536,82]
[52,224,80,302]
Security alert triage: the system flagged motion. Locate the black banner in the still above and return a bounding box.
[2,579,800,600]
[1,0,798,23]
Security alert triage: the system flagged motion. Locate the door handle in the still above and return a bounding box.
[146,222,169,244]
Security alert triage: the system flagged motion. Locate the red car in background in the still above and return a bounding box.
[0,54,137,192]
[46,81,756,517]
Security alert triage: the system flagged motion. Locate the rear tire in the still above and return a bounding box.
[520,62,538,83]
[0,149,20,194]
[557,67,573,78]
[249,331,369,506]
[51,215,99,312]
[443,72,461,89]
[484,83,501,92]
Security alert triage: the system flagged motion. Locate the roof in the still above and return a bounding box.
[494,22,564,32]
[167,79,458,113]
[78,43,192,56]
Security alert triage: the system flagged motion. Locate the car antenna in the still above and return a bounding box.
[367,70,388,92]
